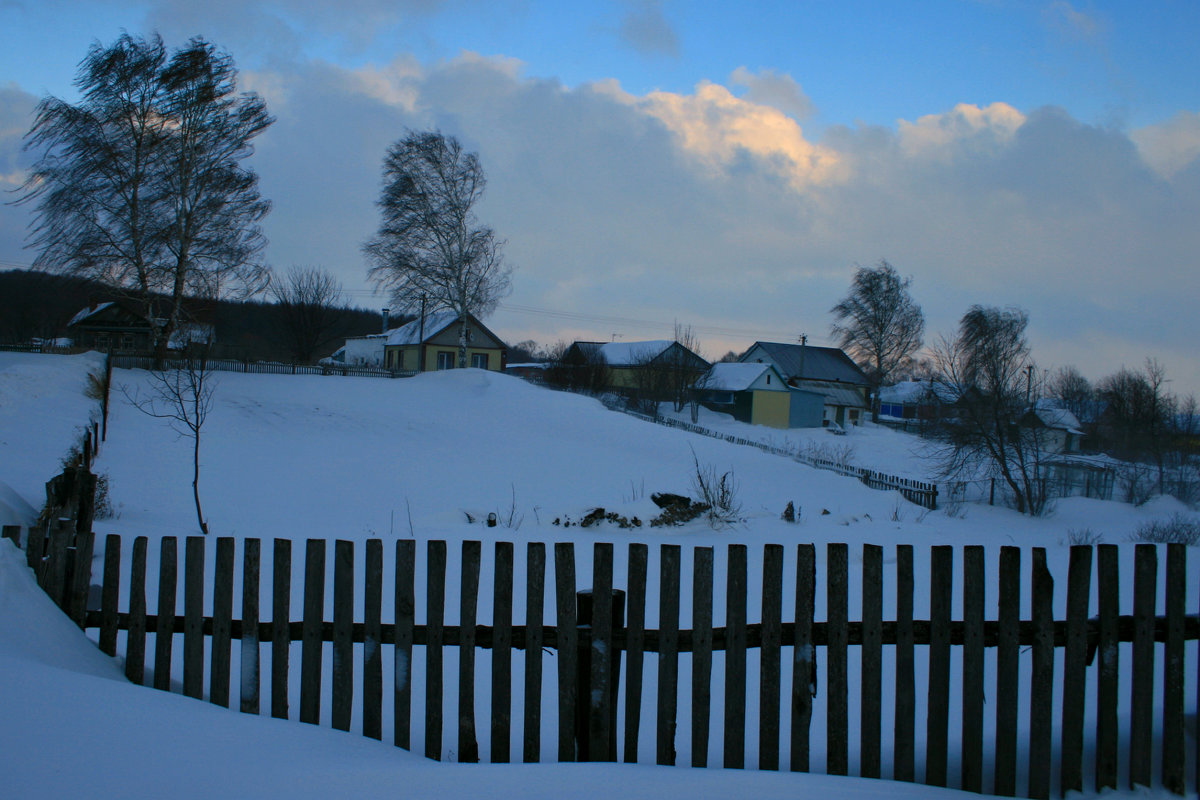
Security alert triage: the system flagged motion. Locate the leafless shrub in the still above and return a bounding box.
[691,449,742,528]
[1131,514,1200,546]
[1066,528,1104,546]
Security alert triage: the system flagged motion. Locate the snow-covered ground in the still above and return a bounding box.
[0,351,1195,798]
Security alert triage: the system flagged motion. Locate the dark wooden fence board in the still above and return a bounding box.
[925,545,952,787]
[760,543,783,772]
[425,539,447,760]
[523,543,545,763]
[395,540,416,750]
[724,544,748,769]
[691,547,714,768]
[67,530,94,627]
[1028,548,1054,800]
[1060,546,1092,796]
[588,542,615,762]
[211,537,235,707]
[332,540,354,732]
[791,543,816,773]
[271,539,292,720]
[827,542,848,776]
[994,546,1020,797]
[458,540,481,763]
[554,542,579,762]
[1095,544,1119,791]
[100,534,121,656]
[1130,544,1157,789]
[240,538,261,715]
[183,537,205,700]
[860,544,882,780]
[300,539,326,725]
[893,544,914,783]
[363,539,383,740]
[126,536,148,685]
[153,537,178,692]
[656,544,680,767]
[491,541,514,763]
[961,545,985,793]
[623,543,648,764]
[1163,543,1186,795]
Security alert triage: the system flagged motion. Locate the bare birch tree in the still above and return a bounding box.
[830,260,925,421]
[269,266,350,363]
[364,130,512,368]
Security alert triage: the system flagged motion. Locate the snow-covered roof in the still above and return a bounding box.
[384,311,460,346]
[67,302,115,327]
[596,340,674,366]
[743,341,869,385]
[702,362,777,392]
[1033,404,1085,435]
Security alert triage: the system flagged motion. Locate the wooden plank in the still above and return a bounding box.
[99,534,121,656]
[724,544,748,769]
[623,543,648,764]
[1162,544,1186,795]
[1129,544,1157,789]
[426,540,447,760]
[240,538,261,715]
[760,543,784,772]
[791,543,816,773]
[993,546,1020,796]
[1060,545,1092,796]
[458,540,481,763]
[554,542,578,762]
[1028,548,1054,800]
[691,547,714,768]
[523,543,545,763]
[1095,544,1119,791]
[925,545,952,787]
[153,537,178,692]
[656,544,680,767]
[332,540,354,732]
[210,537,234,707]
[67,530,95,627]
[961,545,985,793]
[491,541,514,762]
[271,539,292,720]
[826,542,848,776]
[860,544,883,780]
[893,544,915,783]
[183,536,205,700]
[0,524,18,547]
[588,542,615,762]
[26,521,46,579]
[44,520,70,606]
[395,539,416,749]
[363,539,383,741]
[126,536,148,686]
[300,539,326,725]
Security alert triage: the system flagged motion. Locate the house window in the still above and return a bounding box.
[849,409,860,424]
[121,334,135,351]
[436,352,455,370]
[471,353,488,370]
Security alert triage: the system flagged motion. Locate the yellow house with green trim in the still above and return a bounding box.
[697,362,825,429]
[382,311,507,372]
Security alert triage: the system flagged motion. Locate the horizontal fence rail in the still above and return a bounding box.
[109,353,416,379]
[8,532,1197,798]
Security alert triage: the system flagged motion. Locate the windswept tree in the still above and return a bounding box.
[933,305,1049,515]
[269,266,350,363]
[364,130,512,368]
[830,260,925,421]
[18,33,272,356]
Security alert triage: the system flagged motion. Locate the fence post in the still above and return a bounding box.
[575,582,624,761]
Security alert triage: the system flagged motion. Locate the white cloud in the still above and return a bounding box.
[1131,111,1200,179]
[729,67,814,122]
[897,102,1027,160]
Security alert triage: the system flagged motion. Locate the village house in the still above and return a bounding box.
[739,341,871,428]
[695,362,825,428]
[561,339,709,400]
[382,311,507,372]
[67,299,214,352]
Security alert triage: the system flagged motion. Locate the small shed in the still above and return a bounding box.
[698,362,824,428]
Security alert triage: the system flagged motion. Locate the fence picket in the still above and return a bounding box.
[240,538,261,715]
[691,547,714,768]
[1163,544,1186,795]
[332,540,354,733]
[395,540,416,749]
[458,541,481,763]
[656,544,680,767]
[100,534,120,656]
[760,543,783,772]
[554,543,578,762]
[183,537,205,700]
[523,543,545,763]
[153,537,178,692]
[724,544,748,769]
[623,543,648,764]
[300,539,326,725]
[68,530,94,627]
[1061,546,1092,795]
[994,546,1020,797]
[271,539,292,720]
[127,536,148,685]
[791,543,816,773]
[925,545,952,787]
[893,544,914,783]
[860,544,882,779]
[827,543,848,776]
[1028,548,1054,800]
[1095,544,1119,791]
[588,542,615,762]
[426,540,447,760]
[961,545,985,793]
[211,537,234,707]
[1130,544,1157,789]
[491,542,514,763]
[363,539,383,740]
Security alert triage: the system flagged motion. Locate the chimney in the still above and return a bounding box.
[382,307,390,333]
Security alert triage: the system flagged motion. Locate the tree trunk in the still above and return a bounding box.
[193,431,208,534]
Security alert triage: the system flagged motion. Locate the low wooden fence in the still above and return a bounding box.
[109,353,415,379]
[6,533,1195,798]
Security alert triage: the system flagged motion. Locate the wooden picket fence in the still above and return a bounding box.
[4,532,1196,798]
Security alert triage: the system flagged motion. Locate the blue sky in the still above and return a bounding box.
[2,1,1199,394]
